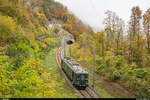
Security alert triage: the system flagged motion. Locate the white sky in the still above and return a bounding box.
[55,0,150,31]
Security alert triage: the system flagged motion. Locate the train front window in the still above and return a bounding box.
[81,74,84,80]
[77,74,88,80]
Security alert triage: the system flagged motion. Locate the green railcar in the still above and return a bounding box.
[61,57,88,89]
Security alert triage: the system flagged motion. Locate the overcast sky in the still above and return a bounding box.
[55,0,150,31]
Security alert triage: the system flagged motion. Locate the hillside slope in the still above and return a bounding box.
[0,0,89,98]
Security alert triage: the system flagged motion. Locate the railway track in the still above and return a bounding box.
[56,47,100,98]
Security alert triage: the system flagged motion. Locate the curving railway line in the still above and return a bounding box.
[56,47,100,98]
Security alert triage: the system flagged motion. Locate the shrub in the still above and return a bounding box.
[130,63,137,69]
[112,70,121,80]
[0,15,16,43]
[115,57,123,70]
[54,26,61,33]
[136,80,150,97]
[104,67,117,81]
[95,64,105,75]
[105,57,111,67]
[95,57,103,65]
[123,69,134,80]
[134,68,147,78]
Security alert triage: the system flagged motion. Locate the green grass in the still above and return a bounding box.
[44,48,77,98]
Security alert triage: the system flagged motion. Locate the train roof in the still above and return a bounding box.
[63,57,88,74]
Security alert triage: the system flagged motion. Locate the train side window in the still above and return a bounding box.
[85,75,88,78]
[85,75,88,80]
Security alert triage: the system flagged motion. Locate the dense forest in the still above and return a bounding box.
[0,0,150,98]
[71,7,150,97]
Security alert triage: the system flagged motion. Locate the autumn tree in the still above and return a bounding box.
[103,10,125,55]
[94,31,105,59]
[115,18,125,55]
[143,8,150,53]
[0,0,25,25]
[128,6,142,66]
[0,15,17,45]
[103,10,114,50]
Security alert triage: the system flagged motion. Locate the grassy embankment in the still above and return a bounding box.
[44,47,77,98]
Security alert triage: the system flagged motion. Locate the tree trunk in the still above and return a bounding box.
[147,23,150,53]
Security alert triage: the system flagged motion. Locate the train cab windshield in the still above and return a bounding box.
[77,74,88,80]
[81,74,85,80]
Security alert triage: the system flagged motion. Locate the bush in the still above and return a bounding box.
[115,57,123,70]
[123,69,134,80]
[54,26,61,33]
[134,68,147,78]
[0,15,16,43]
[105,57,111,67]
[130,63,137,69]
[6,42,38,68]
[6,42,33,57]
[137,83,150,97]
[104,67,120,81]
[95,64,105,75]
[95,57,103,65]
[112,70,121,80]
